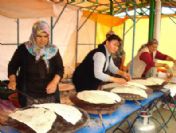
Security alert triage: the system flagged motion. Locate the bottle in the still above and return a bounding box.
[134,111,156,133]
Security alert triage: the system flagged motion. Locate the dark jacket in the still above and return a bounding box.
[8,44,64,106]
[72,44,108,92]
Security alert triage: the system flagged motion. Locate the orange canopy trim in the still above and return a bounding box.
[83,11,127,27]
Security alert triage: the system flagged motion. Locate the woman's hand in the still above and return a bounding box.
[117,70,131,81]
[8,81,16,90]
[163,64,170,69]
[111,77,127,85]
[46,81,58,94]
[121,66,128,72]
[173,60,176,64]
[46,75,61,94]
[8,75,16,90]
[122,72,131,81]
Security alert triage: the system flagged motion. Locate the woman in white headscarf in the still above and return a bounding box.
[8,20,64,107]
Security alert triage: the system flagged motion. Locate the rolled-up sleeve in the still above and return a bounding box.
[108,58,119,74]
[54,50,64,78]
[93,52,111,82]
[155,51,167,60]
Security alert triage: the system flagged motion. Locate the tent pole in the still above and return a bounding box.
[125,17,144,35]
[130,1,137,77]
[75,9,79,68]
[94,21,97,48]
[109,0,114,31]
[50,17,54,45]
[148,0,155,41]
[17,18,20,46]
[168,16,176,25]
[52,4,68,29]
[122,21,126,47]
[124,2,149,35]
[78,6,97,31]
[75,6,97,67]
[109,0,114,15]
[154,0,161,42]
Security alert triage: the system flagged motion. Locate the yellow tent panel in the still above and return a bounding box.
[83,11,127,27]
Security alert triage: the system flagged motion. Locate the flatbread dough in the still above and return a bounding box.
[101,82,147,90]
[33,103,82,125]
[9,108,56,133]
[101,83,122,90]
[131,77,165,86]
[77,90,121,104]
[111,87,148,98]
[127,81,147,90]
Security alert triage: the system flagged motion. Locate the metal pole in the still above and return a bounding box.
[125,15,147,35]
[52,4,68,29]
[17,18,20,46]
[94,21,97,48]
[75,9,79,68]
[78,6,98,31]
[169,16,176,25]
[124,0,150,35]
[122,21,126,47]
[148,0,155,41]
[109,0,114,15]
[50,17,54,44]
[109,0,114,35]
[130,2,137,77]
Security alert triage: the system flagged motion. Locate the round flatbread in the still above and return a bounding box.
[77,90,121,104]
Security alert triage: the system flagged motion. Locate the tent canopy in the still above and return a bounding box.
[62,0,176,15]
[1,0,176,18]
[0,0,55,18]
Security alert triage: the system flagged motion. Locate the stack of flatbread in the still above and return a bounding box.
[7,103,88,133]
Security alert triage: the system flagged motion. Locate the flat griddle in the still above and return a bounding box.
[70,94,124,115]
[4,107,89,133]
[102,83,153,101]
[132,78,169,92]
[146,82,168,91]
[113,88,153,101]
